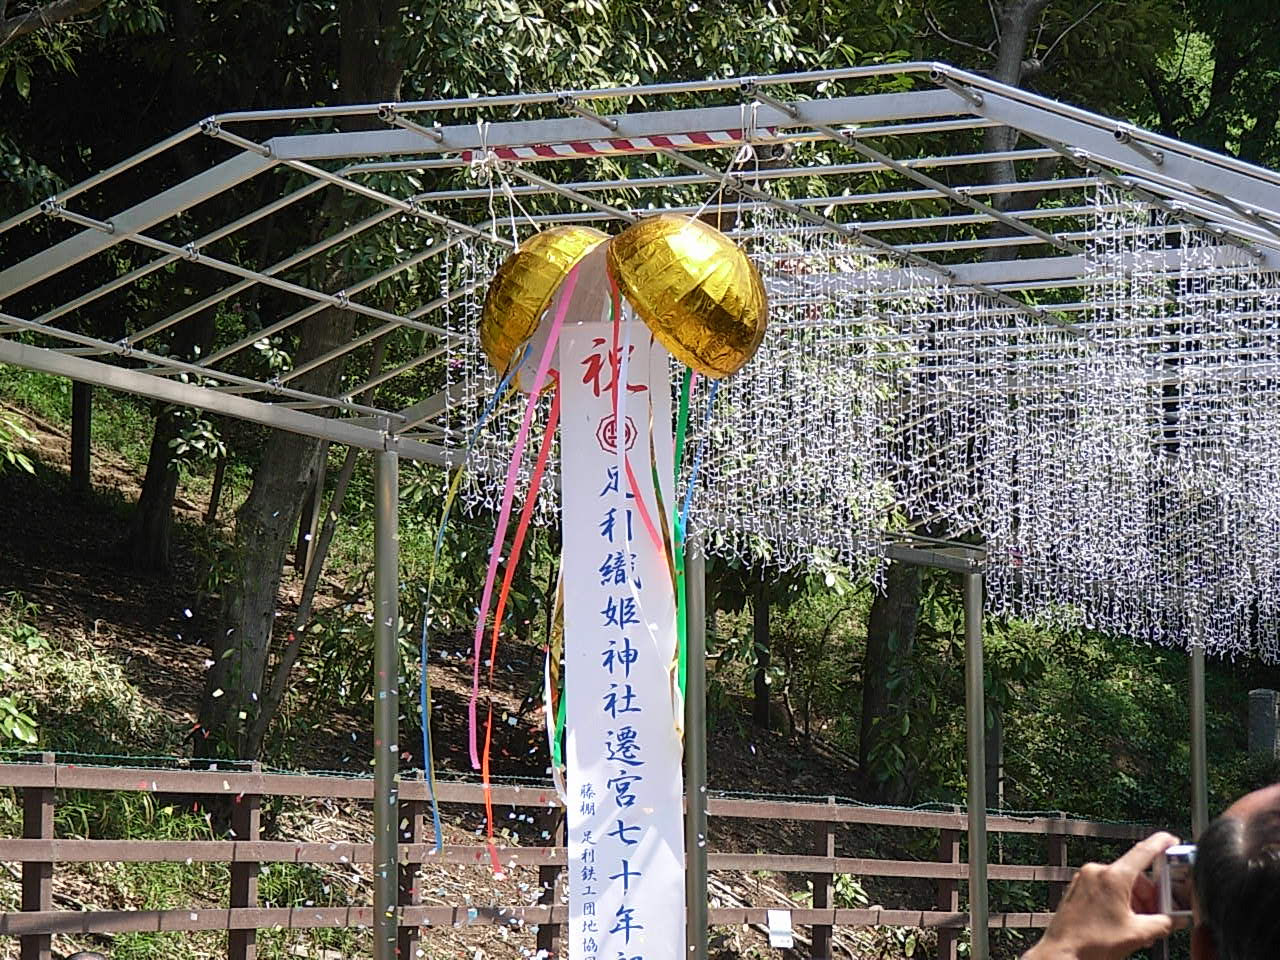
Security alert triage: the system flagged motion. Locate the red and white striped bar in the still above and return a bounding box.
[460,127,776,163]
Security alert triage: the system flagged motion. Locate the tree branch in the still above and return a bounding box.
[1137,60,1183,135]
[0,0,106,47]
[924,5,996,58]
[1040,0,1104,65]
[981,153,1063,260]
[1239,93,1280,165]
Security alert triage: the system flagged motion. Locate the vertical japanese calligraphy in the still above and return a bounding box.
[560,247,685,960]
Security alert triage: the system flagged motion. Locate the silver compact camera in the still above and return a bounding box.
[1156,843,1196,917]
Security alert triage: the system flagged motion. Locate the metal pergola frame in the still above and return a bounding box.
[0,61,1250,960]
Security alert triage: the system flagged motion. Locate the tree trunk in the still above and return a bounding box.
[851,1,1052,803]
[197,0,405,758]
[197,310,356,757]
[293,446,327,575]
[752,576,771,730]
[858,560,923,803]
[242,443,362,756]
[0,0,107,46]
[70,382,91,495]
[240,342,384,757]
[983,0,1054,210]
[985,699,1004,810]
[979,2,1065,259]
[205,455,227,525]
[122,276,220,571]
[123,408,184,573]
[972,1,1051,804]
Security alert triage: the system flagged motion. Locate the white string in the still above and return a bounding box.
[496,167,543,244]
[691,102,757,222]
[743,102,760,227]
[469,119,501,243]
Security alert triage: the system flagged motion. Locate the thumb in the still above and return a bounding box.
[1126,913,1175,949]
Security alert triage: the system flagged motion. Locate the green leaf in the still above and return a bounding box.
[14,63,30,100]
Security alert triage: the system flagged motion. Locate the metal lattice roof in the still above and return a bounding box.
[5,62,1280,654]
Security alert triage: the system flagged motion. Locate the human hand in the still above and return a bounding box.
[1022,832,1182,960]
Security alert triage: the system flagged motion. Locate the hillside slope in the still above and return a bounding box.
[0,400,936,960]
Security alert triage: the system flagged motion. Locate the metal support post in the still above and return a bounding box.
[373,443,400,960]
[963,572,989,960]
[684,535,709,960]
[1190,643,1209,838]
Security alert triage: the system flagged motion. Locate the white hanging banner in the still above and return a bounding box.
[559,246,685,960]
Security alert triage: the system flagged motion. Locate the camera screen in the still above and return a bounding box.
[1167,859,1193,911]
[1159,844,1196,916]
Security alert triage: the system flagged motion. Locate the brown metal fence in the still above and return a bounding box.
[0,754,1150,960]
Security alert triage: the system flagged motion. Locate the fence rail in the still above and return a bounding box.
[0,756,1151,960]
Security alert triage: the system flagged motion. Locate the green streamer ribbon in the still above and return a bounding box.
[551,679,567,768]
[673,366,693,699]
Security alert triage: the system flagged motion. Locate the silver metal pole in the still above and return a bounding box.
[373,443,401,960]
[930,61,1280,189]
[661,149,1074,336]
[0,124,202,238]
[1190,643,1209,838]
[350,147,1062,194]
[964,571,990,960]
[211,61,941,125]
[684,536,708,960]
[0,337,455,465]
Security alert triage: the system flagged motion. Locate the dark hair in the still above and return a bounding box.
[1195,807,1280,960]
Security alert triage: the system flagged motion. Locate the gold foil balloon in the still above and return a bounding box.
[480,226,609,375]
[606,214,767,378]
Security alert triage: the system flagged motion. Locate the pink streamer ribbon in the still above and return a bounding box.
[467,265,579,769]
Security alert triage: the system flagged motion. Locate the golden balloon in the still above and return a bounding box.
[480,226,609,375]
[606,214,768,378]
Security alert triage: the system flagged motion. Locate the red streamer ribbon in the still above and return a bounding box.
[608,272,666,558]
[468,266,579,769]
[482,380,562,874]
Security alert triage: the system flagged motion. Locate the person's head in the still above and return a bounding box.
[1192,783,1280,960]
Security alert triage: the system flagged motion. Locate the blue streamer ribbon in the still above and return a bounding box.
[419,347,529,851]
[679,380,720,533]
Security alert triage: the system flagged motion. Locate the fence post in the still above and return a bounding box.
[537,810,564,958]
[229,762,262,960]
[398,773,425,960]
[810,796,836,960]
[1047,832,1069,911]
[21,752,55,960]
[936,828,961,960]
